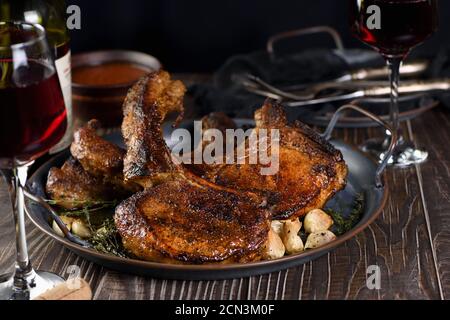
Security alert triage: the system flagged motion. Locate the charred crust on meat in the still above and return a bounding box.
[122,71,186,187]
[115,180,270,264]
[196,100,348,220]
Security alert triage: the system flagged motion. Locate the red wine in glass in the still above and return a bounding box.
[0,21,67,300]
[350,0,438,58]
[0,60,67,161]
[349,0,438,167]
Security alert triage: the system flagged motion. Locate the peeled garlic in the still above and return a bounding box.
[280,219,304,254]
[71,219,92,239]
[305,231,337,249]
[271,220,284,235]
[265,229,286,260]
[304,209,333,234]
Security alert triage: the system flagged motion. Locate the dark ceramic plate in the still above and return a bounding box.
[25,121,388,280]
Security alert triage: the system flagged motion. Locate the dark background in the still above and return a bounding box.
[70,0,450,72]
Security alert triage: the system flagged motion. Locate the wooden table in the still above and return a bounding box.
[0,74,449,300]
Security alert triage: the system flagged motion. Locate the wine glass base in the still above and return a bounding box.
[0,271,64,300]
[360,138,429,167]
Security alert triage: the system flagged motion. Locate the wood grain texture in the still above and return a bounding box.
[0,74,449,300]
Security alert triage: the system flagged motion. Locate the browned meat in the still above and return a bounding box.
[47,120,142,209]
[115,176,270,264]
[70,120,140,194]
[201,112,237,132]
[115,71,272,264]
[114,71,347,263]
[122,71,186,188]
[46,158,115,209]
[192,102,348,220]
[71,120,123,178]
[47,67,346,265]
[256,103,347,219]
[183,112,238,178]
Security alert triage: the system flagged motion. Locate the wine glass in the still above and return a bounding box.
[0,21,67,300]
[349,0,438,166]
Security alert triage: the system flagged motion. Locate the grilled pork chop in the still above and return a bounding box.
[46,158,118,209]
[122,70,186,188]
[190,103,348,220]
[116,72,273,263]
[115,175,270,263]
[47,121,140,209]
[70,120,140,194]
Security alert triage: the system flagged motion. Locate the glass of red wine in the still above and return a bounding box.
[0,21,67,299]
[349,0,438,166]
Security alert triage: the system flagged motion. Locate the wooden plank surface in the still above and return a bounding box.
[0,74,449,300]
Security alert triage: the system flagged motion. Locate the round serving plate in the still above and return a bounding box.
[25,121,388,280]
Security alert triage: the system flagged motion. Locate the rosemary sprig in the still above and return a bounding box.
[327,193,364,236]
[58,203,117,218]
[45,199,118,207]
[47,198,127,257]
[44,199,119,217]
[89,218,128,258]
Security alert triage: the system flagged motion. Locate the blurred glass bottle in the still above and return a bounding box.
[0,0,72,153]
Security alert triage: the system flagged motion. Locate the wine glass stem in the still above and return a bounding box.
[8,164,36,299]
[386,57,403,145]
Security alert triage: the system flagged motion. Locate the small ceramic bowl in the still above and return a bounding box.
[72,50,161,128]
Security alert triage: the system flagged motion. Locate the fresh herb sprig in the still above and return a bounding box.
[47,198,127,257]
[89,218,128,258]
[327,193,364,236]
[45,199,119,217]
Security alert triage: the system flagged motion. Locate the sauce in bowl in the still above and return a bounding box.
[72,62,149,87]
[71,50,161,127]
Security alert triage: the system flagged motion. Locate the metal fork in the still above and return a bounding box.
[237,60,429,101]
